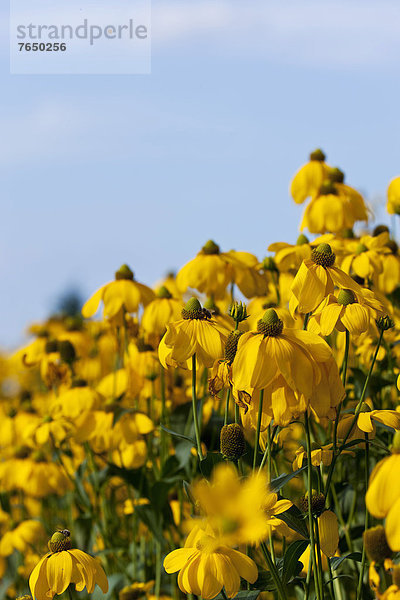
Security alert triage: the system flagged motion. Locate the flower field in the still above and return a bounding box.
[3,149,400,600]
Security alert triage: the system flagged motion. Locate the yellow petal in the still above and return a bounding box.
[385,497,400,551]
[46,551,73,595]
[29,554,51,600]
[82,285,107,318]
[224,548,258,583]
[163,548,198,573]
[318,511,339,557]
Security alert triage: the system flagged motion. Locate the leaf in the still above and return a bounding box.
[135,504,164,544]
[282,540,310,584]
[199,452,225,478]
[270,466,307,492]
[277,505,309,540]
[160,425,196,445]
[214,591,262,600]
[330,552,362,570]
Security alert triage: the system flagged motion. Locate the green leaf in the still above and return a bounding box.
[330,552,362,570]
[278,505,309,540]
[214,591,262,600]
[282,540,309,584]
[200,452,225,478]
[270,466,307,492]
[160,425,196,445]
[135,504,164,544]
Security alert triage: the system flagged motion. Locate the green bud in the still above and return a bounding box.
[337,289,356,306]
[319,180,337,196]
[262,256,278,272]
[228,301,248,324]
[328,167,345,183]
[376,315,395,332]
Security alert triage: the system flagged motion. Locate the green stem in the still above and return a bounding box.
[160,366,167,467]
[253,389,264,470]
[224,388,231,426]
[325,328,384,498]
[191,354,204,460]
[260,542,288,600]
[304,412,322,600]
[155,541,161,599]
[314,516,325,600]
[356,433,370,600]
[333,329,350,455]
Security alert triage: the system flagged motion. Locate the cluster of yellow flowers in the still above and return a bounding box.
[3,149,400,600]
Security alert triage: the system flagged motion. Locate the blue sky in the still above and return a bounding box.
[2,0,400,347]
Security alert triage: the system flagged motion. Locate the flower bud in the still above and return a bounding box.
[363,526,392,562]
[228,301,248,324]
[220,424,246,460]
[376,315,395,332]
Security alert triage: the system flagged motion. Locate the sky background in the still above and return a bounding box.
[2,0,400,348]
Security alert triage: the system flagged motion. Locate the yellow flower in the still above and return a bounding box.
[163,522,258,599]
[308,287,383,337]
[378,239,400,294]
[0,520,45,556]
[341,232,390,284]
[176,240,233,300]
[299,172,368,234]
[192,463,291,546]
[290,148,329,205]
[387,176,400,215]
[292,444,334,471]
[268,234,313,272]
[141,286,182,337]
[158,298,228,370]
[29,530,108,600]
[82,264,154,322]
[366,444,400,551]
[231,308,344,426]
[290,243,363,315]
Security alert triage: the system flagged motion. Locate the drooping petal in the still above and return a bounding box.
[82,285,107,318]
[163,548,198,573]
[29,554,51,600]
[223,548,258,583]
[318,511,339,557]
[46,551,73,595]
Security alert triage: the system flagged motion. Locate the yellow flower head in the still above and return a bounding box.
[290,148,329,205]
[158,298,229,369]
[141,286,182,337]
[82,264,155,323]
[232,308,344,426]
[309,287,384,337]
[163,522,258,599]
[29,530,108,600]
[290,243,364,315]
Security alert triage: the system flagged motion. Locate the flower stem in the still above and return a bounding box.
[192,353,204,460]
[224,388,231,426]
[304,412,322,600]
[160,366,167,467]
[356,433,370,600]
[325,328,384,499]
[253,389,264,470]
[260,541,288,600]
